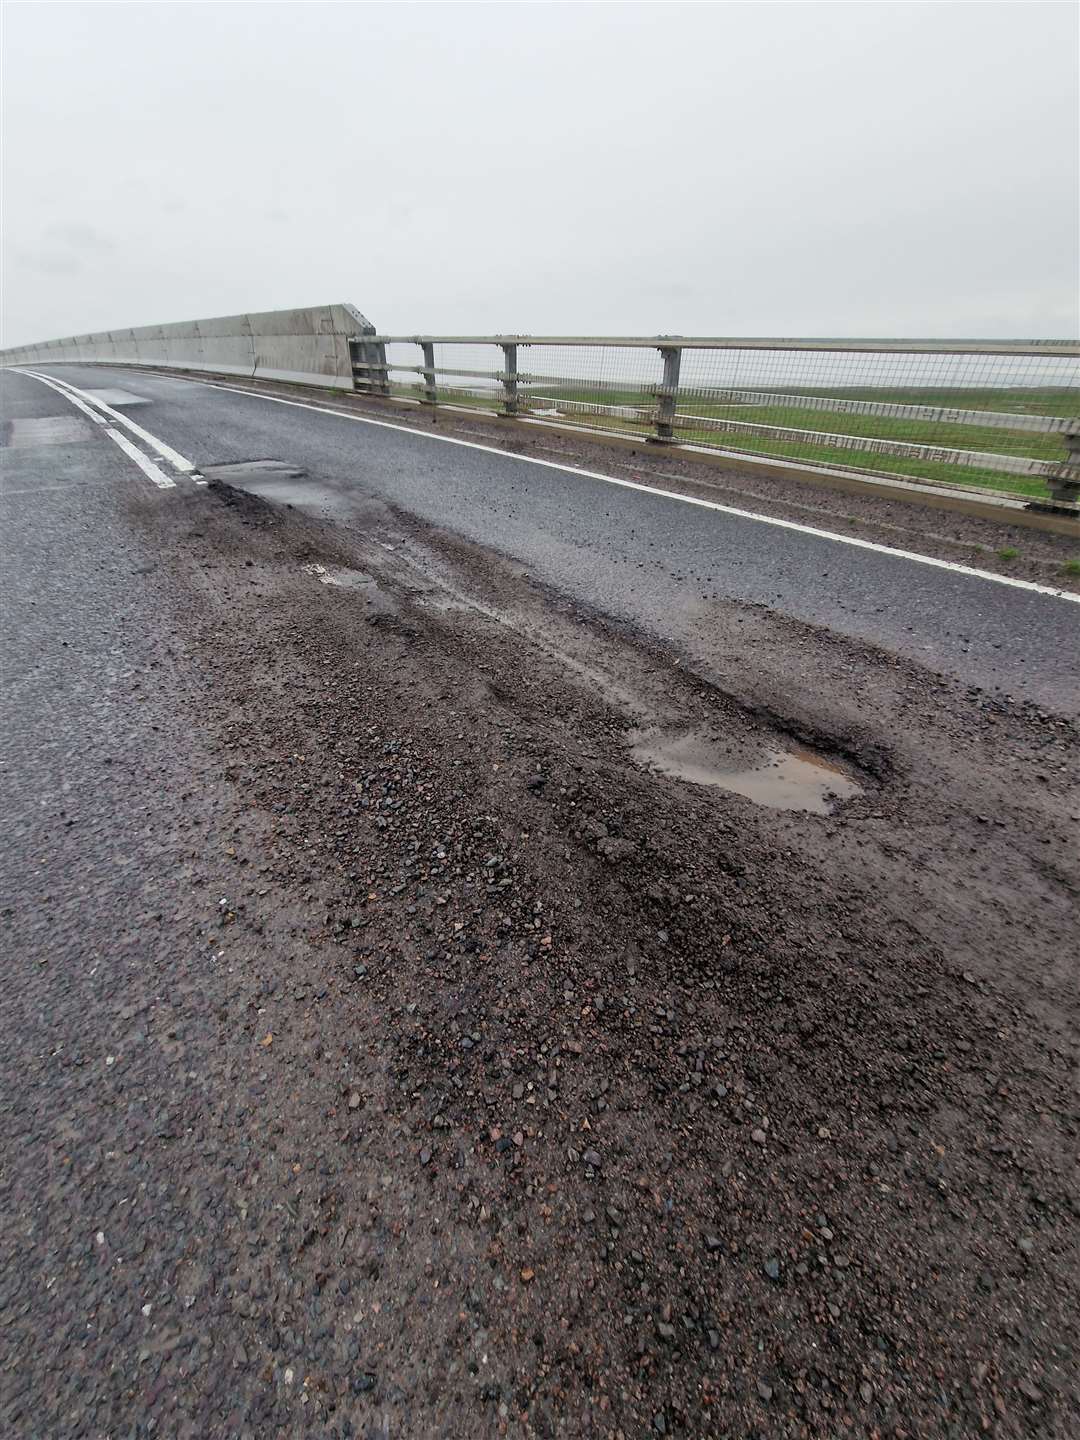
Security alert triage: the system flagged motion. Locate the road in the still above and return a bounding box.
[8,363,1080,711]
[2,363,1078,1439]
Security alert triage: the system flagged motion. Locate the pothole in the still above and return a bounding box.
[630,728,864,813]
[301,563,399,615]
[291,532,867,817]
[202,459,306,482]
[205,461,360,519]
[303,562,371,589]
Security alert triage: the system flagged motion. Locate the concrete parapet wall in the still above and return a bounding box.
[0,303,374,389]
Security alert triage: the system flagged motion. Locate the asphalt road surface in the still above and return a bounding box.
[10,363,1080,713]
[2,364,1078,1439]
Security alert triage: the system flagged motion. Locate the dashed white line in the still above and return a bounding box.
[19,368,198,474]
[185,376,1080,604]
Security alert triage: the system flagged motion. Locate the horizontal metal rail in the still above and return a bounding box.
[354,360,672,392]
[669,414,1056,476]
[353,361,504,383]
[347,333,1080,506]
[354,335,1080,357]
[530,395,1055,476]
[357,362,1069,436]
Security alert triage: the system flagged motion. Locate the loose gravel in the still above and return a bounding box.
[1,470,1076,1439]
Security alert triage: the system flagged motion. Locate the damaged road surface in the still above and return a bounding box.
[1,365,1079,1439]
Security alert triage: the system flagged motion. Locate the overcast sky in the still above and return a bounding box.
[2,1,1077,346]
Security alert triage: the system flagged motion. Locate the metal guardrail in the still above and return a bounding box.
[351,335,1080,354]
[349,335,1080,507]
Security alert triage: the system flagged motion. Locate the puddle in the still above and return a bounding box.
[631,729,863,813]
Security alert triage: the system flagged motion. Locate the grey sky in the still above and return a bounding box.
[2,1,1077,345]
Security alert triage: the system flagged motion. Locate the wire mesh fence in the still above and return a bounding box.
[350,336,1080,504]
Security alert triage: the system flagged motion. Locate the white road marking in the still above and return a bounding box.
[188,376,1080,605]
[15,373,109,426]
[104,428,176,489]
[19,369,198,473]
[14,370,176,490]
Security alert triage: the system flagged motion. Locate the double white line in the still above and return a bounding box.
[17,369,199,490]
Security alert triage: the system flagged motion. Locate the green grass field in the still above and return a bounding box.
[770,386,1078,419]
[384,381,1079,500]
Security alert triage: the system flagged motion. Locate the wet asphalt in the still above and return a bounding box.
[0,366,397,1435]
[1,373,220,1432]
[12,363,1080,714]
[2,365,1079,1438]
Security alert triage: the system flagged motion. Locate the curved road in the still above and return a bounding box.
[3,363,1079,1438]
[7,363,1079,712]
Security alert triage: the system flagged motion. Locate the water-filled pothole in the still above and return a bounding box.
[631,729,864,814]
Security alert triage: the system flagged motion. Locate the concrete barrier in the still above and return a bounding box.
[0,303,375,390]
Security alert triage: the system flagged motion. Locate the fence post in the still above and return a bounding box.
[374,340,390,396]
[1043,420,1080,509]
[421,341,437,407]
[348,338,367,393]
[653,345,681,442]
[349,335,390,396]
[500,343,519,416]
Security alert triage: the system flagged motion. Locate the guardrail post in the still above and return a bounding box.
[500,343,519,416]
[350,336,390,396]
[1041,421,1080,510]
[652,345,681,443]
[374,340,390,396]
[349,338,365,392]
[421,341,437,407]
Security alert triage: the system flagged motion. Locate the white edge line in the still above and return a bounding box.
[15,364,1074,603]
[20,368,197,473]
[185,375,1080,605]
[16,370,176,490]
[367,399,1030,507]
[19,375,109,427]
